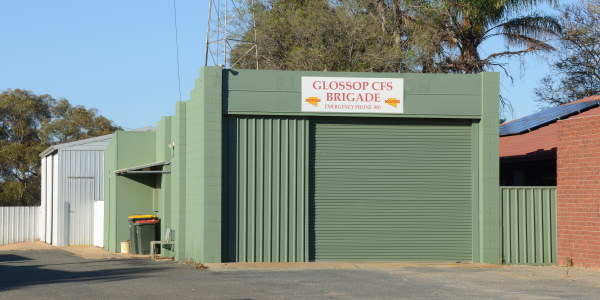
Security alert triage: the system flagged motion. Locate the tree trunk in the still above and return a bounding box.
[458,20,483,73]
[18,181,27,206]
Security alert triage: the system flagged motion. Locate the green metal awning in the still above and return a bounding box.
[115,161,171,175]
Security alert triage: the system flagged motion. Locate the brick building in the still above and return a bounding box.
[500,95,600,268]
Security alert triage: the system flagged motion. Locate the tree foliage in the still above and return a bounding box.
[414,0,561,73]
[230,0,410,72]
[0,89,121,206]
[230,0,561,75]
[535,0,600,106]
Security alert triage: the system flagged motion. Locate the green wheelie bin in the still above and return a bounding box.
[128,215,158,254]
[134,219,160,255]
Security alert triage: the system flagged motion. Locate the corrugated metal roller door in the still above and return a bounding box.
[310,118,473,261]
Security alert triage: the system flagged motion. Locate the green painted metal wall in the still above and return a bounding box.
[103,131,157,253]
[310,118,473,261]
[223,116,309,262]
[224,70,483,118]
[156,116,173,257]
[169,101,187,261]
[104,136,117,251]
[501,186,557,265]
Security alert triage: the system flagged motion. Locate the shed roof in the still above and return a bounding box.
[39,126,156,158]
[40,134,113,158]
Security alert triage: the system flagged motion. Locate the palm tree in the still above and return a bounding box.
[416,0,562,73]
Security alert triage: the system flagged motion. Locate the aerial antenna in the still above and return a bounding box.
[204,0,259,69]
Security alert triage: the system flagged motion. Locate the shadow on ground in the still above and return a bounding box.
[0,251,162,292]
[0,254,33,262]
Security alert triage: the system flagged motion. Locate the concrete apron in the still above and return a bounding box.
[0,242,502,270]
[58,246,150,260]
[205,262,503,270]
[0,241,149,260]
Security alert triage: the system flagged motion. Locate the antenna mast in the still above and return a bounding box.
[204,0,259,69]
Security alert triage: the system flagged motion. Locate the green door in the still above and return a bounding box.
[310,118,473,261]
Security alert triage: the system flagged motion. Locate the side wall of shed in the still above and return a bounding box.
[151,67,223,263]
[156,116,173,257]
[104,131,157,252]
[184,68,223,263]
[104,138,117,251]
[169,101,187,261]
[58,150,104,246]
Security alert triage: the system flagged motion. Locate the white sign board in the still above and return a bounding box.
[301,76,404,113]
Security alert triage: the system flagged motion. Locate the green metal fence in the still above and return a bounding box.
[501,187,557,265]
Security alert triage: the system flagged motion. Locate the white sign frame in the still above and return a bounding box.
[301,76,404,113]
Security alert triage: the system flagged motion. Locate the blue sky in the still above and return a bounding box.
[0,1,569,129]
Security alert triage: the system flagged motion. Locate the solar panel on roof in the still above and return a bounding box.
[499,100,600,136]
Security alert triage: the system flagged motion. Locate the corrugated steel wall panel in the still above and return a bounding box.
[311,118,473,261]
[39,156,47,243]
[224,116,309,262]
[501,186,557,265]
[60,150,104,246]
[44,155,54,244]
[0,207,39,245]
[52,154,59,245]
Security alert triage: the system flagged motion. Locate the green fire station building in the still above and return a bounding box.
[104,67,500,264]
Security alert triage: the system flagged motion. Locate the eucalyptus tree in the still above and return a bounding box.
[535,0,600,105]
[0,89,121,206]
[229,0,416,72]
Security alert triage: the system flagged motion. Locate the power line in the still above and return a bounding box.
[173,0,182,101]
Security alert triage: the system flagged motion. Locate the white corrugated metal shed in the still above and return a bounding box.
[39,134,113,247]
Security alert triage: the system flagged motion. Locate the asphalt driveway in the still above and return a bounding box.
[1,248,600,299]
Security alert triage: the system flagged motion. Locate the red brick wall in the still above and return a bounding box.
[557,111,600,268]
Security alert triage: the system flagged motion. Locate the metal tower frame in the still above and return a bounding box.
[204,0,258,69]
